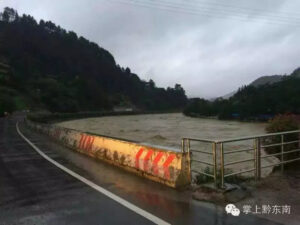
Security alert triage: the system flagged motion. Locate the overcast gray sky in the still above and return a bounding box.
[1,0,300,98]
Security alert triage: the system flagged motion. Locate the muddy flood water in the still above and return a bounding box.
[57,113,278,178]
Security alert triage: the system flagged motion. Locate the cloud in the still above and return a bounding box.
[1,0,300,98]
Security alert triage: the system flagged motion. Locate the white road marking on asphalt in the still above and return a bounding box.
[16,122,170,225]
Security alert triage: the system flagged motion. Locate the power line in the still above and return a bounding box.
[141,0,300,25]
[127,0,300,25]
[189,0,300,19]
[157,0,300,23]
[106,0,300,27]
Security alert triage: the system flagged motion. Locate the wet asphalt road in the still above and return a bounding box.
[0,115,282,225]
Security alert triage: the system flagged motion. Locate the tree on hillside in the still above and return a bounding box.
[184,71,300,120]
[0,7,18,22]
[0,7,187,113]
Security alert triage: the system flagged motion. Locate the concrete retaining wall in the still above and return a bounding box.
[25,120,191,188]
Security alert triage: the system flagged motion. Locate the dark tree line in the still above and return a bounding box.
[0,7,187,114]
[184,68,300,121]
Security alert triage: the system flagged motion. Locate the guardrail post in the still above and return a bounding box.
[181,138,185,153]
[220,143,225,189]
[281,134,284,173]
[212,142,218,188]
[187,139,192,183]
[254,139,258,181]
[256,138,261,180]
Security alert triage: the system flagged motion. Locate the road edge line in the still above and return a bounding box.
[16,121,170,225]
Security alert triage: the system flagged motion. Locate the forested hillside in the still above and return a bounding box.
[0,7,187,115]
[184,67,300,120]
[250,75,285,87]
[219,74,285,99]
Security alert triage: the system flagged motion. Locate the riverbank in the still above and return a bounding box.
[184,112,274,123]
[27,110,182,123]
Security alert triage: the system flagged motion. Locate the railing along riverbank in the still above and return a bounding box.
[182,130,300,188]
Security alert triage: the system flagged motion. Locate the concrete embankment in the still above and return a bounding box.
[25,119,191,188]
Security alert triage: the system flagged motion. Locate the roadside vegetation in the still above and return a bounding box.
[264,114,300,169]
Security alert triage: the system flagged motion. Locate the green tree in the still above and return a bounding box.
[264,114,299,168]
[0,7,188,112]
[0,94,15,116]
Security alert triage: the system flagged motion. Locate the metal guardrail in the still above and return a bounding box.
[182,138,217,187]
[182,129,300,189]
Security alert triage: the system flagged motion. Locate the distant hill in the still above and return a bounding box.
[185,67,300,120]
[220,74,287,99]
[0,7,187,115]
[291,67,300,77]
[250,75,285,87]
[218,90,237,100]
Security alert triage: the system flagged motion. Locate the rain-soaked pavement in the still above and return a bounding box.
[0,115,282,224]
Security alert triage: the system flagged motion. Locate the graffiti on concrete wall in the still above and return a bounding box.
[26,120,189,188]
[135,148,176,179]
[78,134,95,152]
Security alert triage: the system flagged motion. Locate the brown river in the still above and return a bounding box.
[56,113,278,178]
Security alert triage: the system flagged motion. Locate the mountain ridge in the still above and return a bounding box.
[185,67,300,120]
[0,7,187,115]
[219,71,299,99]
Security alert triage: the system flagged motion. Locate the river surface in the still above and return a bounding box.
[57,113,277,178]
[57,113,266,149]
